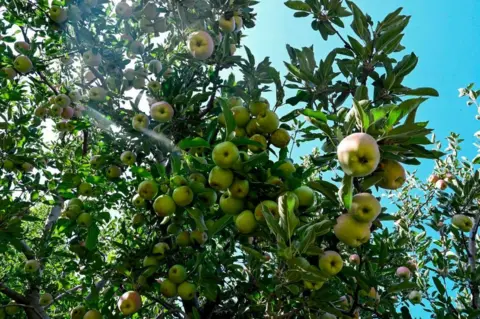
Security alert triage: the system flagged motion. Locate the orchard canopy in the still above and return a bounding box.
[1,0,480,318]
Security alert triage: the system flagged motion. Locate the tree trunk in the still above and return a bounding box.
[24,289,50,319]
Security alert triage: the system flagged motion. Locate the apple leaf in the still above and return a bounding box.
[308,180,339,203]
[178,137,210,150]
[187,208,208,231]
[352,99,370,130]
[243,151,269,170]
[207,215,232,238]
[387,97,427,127]
[339,174,353,210]
[241,245,266,260]
[262,204,287,244]
[359,173,383,191]
[86,224,100,251]
[387,281,417,294]
[301,108,327,122]
[284,1,311,11]
[297,226,316,253]
[278,192,299,240]
[219,98,236,140]
[230,136,263,148]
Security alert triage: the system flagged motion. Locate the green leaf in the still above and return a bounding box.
[86,224,100,251]
[187,208,207,231]
[339,174,353,210]
[432,276,446,296]
[278,192,299,239]
[387,98,427,127]
[220,99,236,140]
[284,1,311,11]
[207,215,232,237]
[346,1,369,41]
[294,11,310,17]
[401,87,439,97]
[308,180,339,203]
[230,136,263,148]
[394,53,418,78]
[352,99,370,130]
[298,227,316,253]
[348,36,365,57]
[262,204,287,243]
[178,137,210,150]
[387,281,417,293]
[301,108,327,122]
[244,152,269,170]
[241,245,266,260]
[359,173,383,190]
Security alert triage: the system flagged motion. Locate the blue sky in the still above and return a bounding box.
[237,0,480,317]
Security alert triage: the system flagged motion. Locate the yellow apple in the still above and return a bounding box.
[24,259,40,272]
[334,214,371,247]
[137,180,158,200]
[219,15,235,33]
[132,113,150,131]
[49,5,68,23]
[190,230,208,245]
[254,200,278,221]
[78,182,93,196]
[120,151,136,166]
[83,309,102,319]
[293,186,315,207]
[172,186,194,207]
[349,193,381,222]
[105,165,122,179]
[152,242,170,260]
[220,191,244,215]
[337,133,380,177]
[208,166,234,190]
[117,291,142,315]
[231,106,250,127]
[13,55,33,74]
[256,110,279,133]
[176,231,191,247]
[270,128,291,148]
[235,210,257,234]
[187,31,214,60]
[234,15,243,32]
[245,118,259,136]
[150,101,174,122]
[228,179,249,199]
[318,251,343,276]
[153,195,176,216]
[249,98,270,116]
[212,141,240,168]
[197,188,218,206]
[377,159,406,190]
[168,264,187,284]
[1,67,17,80]
[248,134,267,153]
[70,305,86,319]
[452,214,473,232]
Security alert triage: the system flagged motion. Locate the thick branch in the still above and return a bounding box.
[19,240,35,259]
[45,285,82,309]
[0,282,28,304]
[41,204,62,246]
[469,214,480,309]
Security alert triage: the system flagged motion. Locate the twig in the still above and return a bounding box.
[82,130,89,156]
[44,285,83,309]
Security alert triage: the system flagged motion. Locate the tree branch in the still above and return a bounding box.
[19,240,35,259]
[44,285,82,309]
[469,214,480,309]
[0,282,28,304]
[199,65,221,119]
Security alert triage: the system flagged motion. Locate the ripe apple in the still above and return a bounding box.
[248,134,267,153]
[349,254,360,265]
[132,113,150,131]
[212,141,240,169]
[24,259,40,272]
[249,98,270,116]
[293,186,315,207]
[334,214,371,247]
[5,302,19,315]
[377,159,406,190]
[220,192,244,215]
[187,31,214,60]
[271,128,291,148]
[77,212,93,227]
[89,87,107,102]
[235,210,257,234]
[78,182,93,196]
[106,165,122,179]
[83,309,102,319]
[178,282,196,300]
[14,41,30,53]
[176,231,191,247]
[234,15,243,32]
[120,151,136,166]
[231,106,250,127]
[13,55,33,74]
[256,110,279,133]
[117,291,142,315]
[148,59,162,74]
[168,265,187,284]
[197,188,218,206]
[150,101,174,122]
[190,230,208,245]
[160,279,177,298]
[115,1,133,19]
[337,133,380,177]
[172,186,194,207]
[208,166,234,190]
[254,200,278,221]
[70,305,86,319]
[452,214,473,232]
[219,16,236,33]
[408,290,422,304]
[428,174,439,184]
[396,266,411,280]
[152,242,170,260]
[228,179,249,199]
[137,180,158,200]
[49,5,68,23]
[318,251,343,276]
[153,195,176,216]
[435,179,447,190]
[39,293,53,306]
[83,50,102,67]
[1,67,17,80]
[406,259,417,271]
[349,193,381,223]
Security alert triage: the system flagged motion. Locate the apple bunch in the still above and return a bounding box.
[159,265,196,300]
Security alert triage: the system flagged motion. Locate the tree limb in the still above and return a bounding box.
[44,285,82,309]
[0,282,28,303]
[469,214,480,309]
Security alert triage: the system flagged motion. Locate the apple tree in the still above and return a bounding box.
[0,0,446,318]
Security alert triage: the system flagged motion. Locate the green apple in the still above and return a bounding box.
[190,230,208,245]
[153,17,168,33]
[142,2,158,19]
[148,80,161,93]
[64,204,82,220]
[235,210,257,234]
[337,133,380,177]
[197,188,218,206]
[117,291,141,315]
[220,192,244,215]
[132,213,145,228]
[150,101,174,122]
[49,5,68,23]
[212,141,240,169]
[320,313,336,319]
[334,214,371,247]
[13,55,33,74]
[89,87,107,102]
[89,155,104,170]
[130,41,145,55]
[105,165,122,179]
[245,118,259,136]
[1,67,17,80]
[452,214,473,232]
[168,264,187,284]
[167,224,179,235]
[78,182,93,196]
[254,200,278,221]
[137,180,158,200]
[189,172,206,185]
[39,293,53,306]
[160,279,177,298]
[77,212,93,227]
[83,309,102,319]
[120,151,136,166]
[277,160,296,176]
[68,198,83,209]
[5,302,19,315]
[132,113,149,131]
[115,1,133,19]
[55,94,71,108]
[152,242,170,260]
[22,162,34,172]
[148,59,162,74]
[349,193,381,223]
[231,106,250,127]
[228,179,249,199]
[219,16,236,33]
[50,105,63,117]
[82,50,102,67]
[143,256,159,268]
[232,151,249,171]
[187,31,214,60]
[396,266,411,280]
[208,166,234,191]
[249,98,270,116]
[172,186,194,207]
[2,159,15,171]
[176,231,191,247]
[14,41,30,53]
[318,251,343,276]
[24,259,40,273]
[124,68,135,81]
[293,186,315,207]
[256,110,279,133]
[271,128,291,148]
[177,282,196,300]
[233,15,243,32]
[70,305,86,319]
[377,159,406,190]
[153,195,176,216]
[132,194,145,208]
[408,290,422,304]
[248,134,267,153]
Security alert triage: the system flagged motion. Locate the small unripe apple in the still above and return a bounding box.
[160,279,177,298]
[137,180,158,200]
[377,159,406,190]
[334,214,371,247]
[349,193,381,223]
[349,254,360,265]
[248,134,267,153]
[318,251,343,276]
[115,1,133,19]
[256,110,279,133]
[24,259,40,273]
[190,230,208,245]
[148,59,162,74]
[270,128,291,148]
[293,186,315,207]
[212,141,240,169]
[49,5,68,23]
[143,256,159,268]
[235,210,257,234]
[120,151,136,166]
[132,213,145,228]
[70,305,86,319]
[77,212,93,227]
[177,282,196,300]
[172,186,194,207]
[452,214,473,232]
[1,67,17,80]
[78,182,93,196]
[83,309,102,319]
[5,302,20,315]
[132,113,150,131]
[105,165,122,179]
[14,41,30,53]
[208,166,234,191]
[168,264,187,284]
[406,259,417,271]
[152,242,170,260]
[176,231,191,247]
[228,179,249,199]
[233,15,243,32]
[13,55,33,74]
[89,87,107,102]
[231,106,250,127]
[61,106,74,119]
[219,191,244,215]
[197,188,218,206]
[39,293,53,306]
[153,195,176,216]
